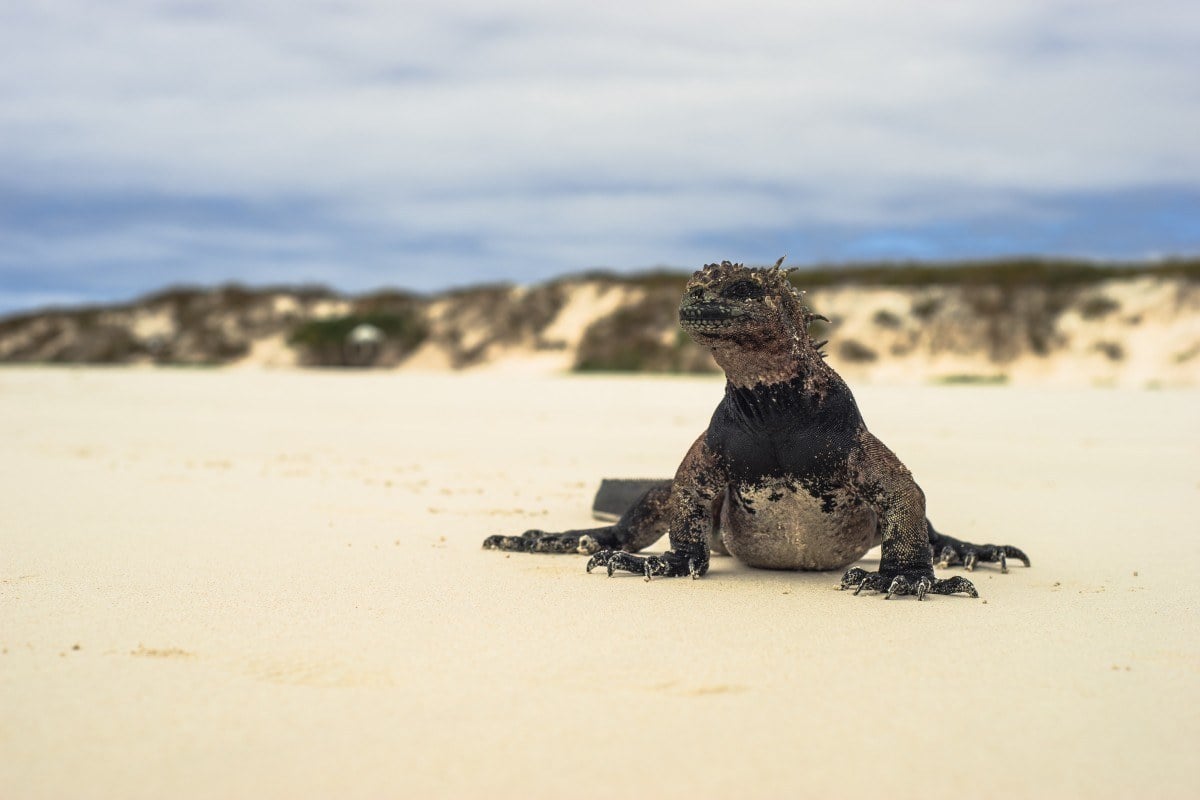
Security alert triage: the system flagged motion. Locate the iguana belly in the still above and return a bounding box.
[719,481,879,570]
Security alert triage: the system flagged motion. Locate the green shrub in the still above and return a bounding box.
[837,339,878,363]
[574,292,716,373]
[1079,296,1121,320]
[911,298,942,319]
[934,374,1009,385]
[872,309,903,328]
[289,311,427,366]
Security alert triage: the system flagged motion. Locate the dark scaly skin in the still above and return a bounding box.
[483,260,1029,599]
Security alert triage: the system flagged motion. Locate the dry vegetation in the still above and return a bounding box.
[1,258,1197,385]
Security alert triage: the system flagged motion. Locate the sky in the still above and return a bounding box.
[1,0,1199,313]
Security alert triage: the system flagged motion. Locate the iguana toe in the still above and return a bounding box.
[841,567,976,599]
[586,548,708,580]
[576,534,602,555]
[482,533,537,551]
[886,574,933,600]
[935,540,1030,573]
[530,533,582,553]
[928,575,978,597]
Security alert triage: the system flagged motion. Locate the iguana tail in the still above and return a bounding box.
[592,478,671,522]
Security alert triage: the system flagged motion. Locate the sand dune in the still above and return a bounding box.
[1,368,1197,798]
[3,268,1198,388]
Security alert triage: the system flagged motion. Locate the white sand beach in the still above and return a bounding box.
[1,367,1197,799]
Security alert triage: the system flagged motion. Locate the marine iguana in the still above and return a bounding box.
[483,260,1028,599]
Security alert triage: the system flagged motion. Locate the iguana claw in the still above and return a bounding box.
[587,549,708,580]
[483,530,590,553]
[936,542,1029,573]
[839,567,977,599]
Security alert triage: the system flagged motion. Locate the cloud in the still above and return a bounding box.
[1,0,1198,312]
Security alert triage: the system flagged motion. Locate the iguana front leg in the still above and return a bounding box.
[588,434,725,581]
[839,432,977,600]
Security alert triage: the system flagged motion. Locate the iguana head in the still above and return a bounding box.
[679,259,828,387]
[679,259,815,347]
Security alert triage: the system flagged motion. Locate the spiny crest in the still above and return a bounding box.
[688,257,827,330]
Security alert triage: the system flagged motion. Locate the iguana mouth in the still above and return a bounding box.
[679,303,745,331]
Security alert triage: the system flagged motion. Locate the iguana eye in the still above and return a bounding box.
[722,280,764,300]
